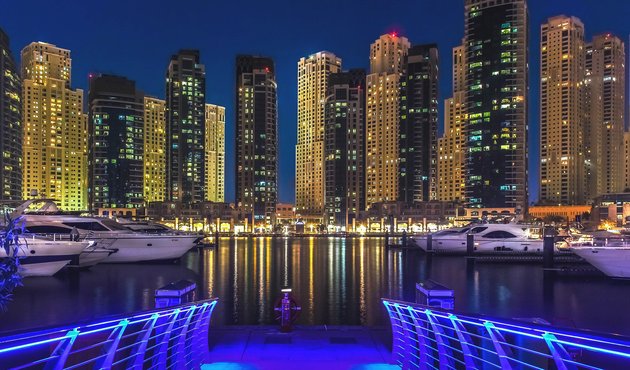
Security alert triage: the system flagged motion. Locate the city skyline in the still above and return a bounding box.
[1,0,629,204]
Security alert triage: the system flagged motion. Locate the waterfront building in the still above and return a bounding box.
[464,0,529,211]
[324,69,366,228]
[0,28,22,200]
[205,103,225,203]
[585,34,626,198]
[527,204,591,223]
[366,33,410,209]
[143,97,166,203]
[88,74,144,210]
[539,16,586,205]
[21,42,87,211]
[235,55,278,225]
[166,50,206,204]
[437,45,466,202]
[359,200,465,232]
[296,51,341,221]
[399,44,439,204]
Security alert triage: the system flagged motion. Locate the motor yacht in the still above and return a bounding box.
[13,200,201,263]
[412,223,544,253]
[571,244,630,278]
[1,236,90,277]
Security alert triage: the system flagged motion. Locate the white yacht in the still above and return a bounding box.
[1,236,90,277]
[413,223,544,253]
[13,200,201,263]
[572,245,630,278]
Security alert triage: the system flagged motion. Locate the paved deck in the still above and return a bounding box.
[203,325,397,370]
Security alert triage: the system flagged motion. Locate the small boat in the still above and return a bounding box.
[412,223,544,253]
[1,236,91,277]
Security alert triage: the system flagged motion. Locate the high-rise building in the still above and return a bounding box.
[464,0,529,210]
[22,42,87,211]
[437,45,467,202]
[437,93,467,202]
[296,51,341,220]
[0,28,22,200]
[143,97,166,203]
[585,34,626,197]
[205,103,225,203]
[235,56,278,225]
[366,33,410,209]
[399,44,439,204]
[539,16,585,205]
[324,69,366,228]
[88,74,144,210]
[624,131,630,192]
[166,50,206,204]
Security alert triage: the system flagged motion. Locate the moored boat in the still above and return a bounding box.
[1,236,90,277]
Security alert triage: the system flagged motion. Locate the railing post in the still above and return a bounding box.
[382,301,406,367]
[174,305,198,367]
[483,322,514,369]
[130,313,159,369]
[43,329,79,370]
[153,308,181,368]
[543,333,578,370]
[193,301,217,365]
[448,314,481,369]
[425,310,454,369]
[408,307,430,369]
[94,319,129,369]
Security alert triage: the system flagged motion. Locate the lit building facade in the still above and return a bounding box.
[398,44,439,204]
[143,97,166,203]
[205,103,225,203]
[437,45,467,202]
[0,28,22,200]
[366,33,410,208]
[166,50,206,204]
[625,131,630,192]
[296,51,341,220]
[539,16,585,205]
[464,0,529,210]
[324,69,366,228]
[22,42,87,211]
[585,34,626,198]
[88,74,144,210]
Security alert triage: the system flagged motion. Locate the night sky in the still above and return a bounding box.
[2,0,628,204]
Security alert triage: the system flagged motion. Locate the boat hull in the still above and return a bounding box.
[413,235,544,253]
[1,237,89,277]
[99,235,199,263]
[20,260,70,277]
[572,248,630,278]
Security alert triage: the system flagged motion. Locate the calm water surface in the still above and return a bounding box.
[1,237,630,335]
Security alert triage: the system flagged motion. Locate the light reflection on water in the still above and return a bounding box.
[1,237,630,336]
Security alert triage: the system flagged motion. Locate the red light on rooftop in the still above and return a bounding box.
[390,32,398,38]
[265,67,270,73]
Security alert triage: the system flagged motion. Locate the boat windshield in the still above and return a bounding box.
[100,219,131,231]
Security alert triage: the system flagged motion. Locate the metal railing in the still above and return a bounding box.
[0,298,218,369]
[382,299,630,369]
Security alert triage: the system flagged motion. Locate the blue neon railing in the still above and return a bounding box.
[382,299,630,369]
[0,298,218,369]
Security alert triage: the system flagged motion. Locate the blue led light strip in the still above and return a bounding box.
[382,299,630,369]
[0,298,218,369]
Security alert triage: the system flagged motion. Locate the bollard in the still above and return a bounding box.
[466,234,475,256]
[384,231,390,248]
[543,235,555,269]
[416,280,454,309]
[426,234,433,252]
[155,280,197,308]
[215,229,220,246]
[274,288,301,333]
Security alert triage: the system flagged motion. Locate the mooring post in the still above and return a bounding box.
[466,234,475,256]
[427,234,433,252]
[385,230,390,248]
[543,231,555,269]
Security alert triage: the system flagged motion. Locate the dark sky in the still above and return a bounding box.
[2,0,628,204]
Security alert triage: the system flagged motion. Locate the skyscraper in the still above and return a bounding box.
[236,56,278,225]
[0,28,22,200]
[205,103,225,203]
[296,51,341,221]
[166,50,206,204]
[22,42,87,211]
[366,33,410,209]
[585,34,626,197]
[399,44,439,204]
[464,0,529,210]
[539,16,585,205]
[437,45,467,202]
[324,69,366,228]
[143,97,166,203]
[88,74,144,210]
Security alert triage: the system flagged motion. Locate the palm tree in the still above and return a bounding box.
[0,213,24,311]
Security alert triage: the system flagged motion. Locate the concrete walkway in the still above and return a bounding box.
[203,325,397,370]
